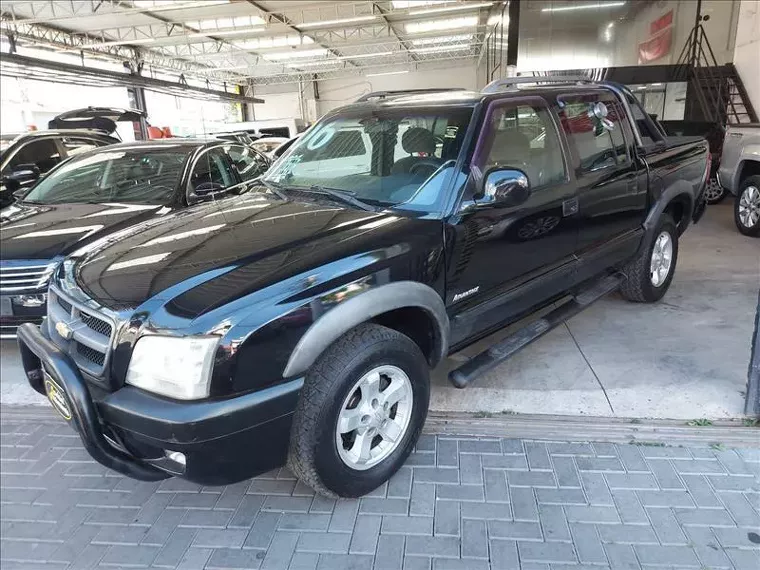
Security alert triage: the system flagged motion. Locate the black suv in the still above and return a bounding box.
[17,79,708,497]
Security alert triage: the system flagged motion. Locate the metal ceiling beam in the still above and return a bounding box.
[244,0,352,65]
[0,51,264,103]
[372,2,417,62]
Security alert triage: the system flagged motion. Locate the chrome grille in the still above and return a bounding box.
[0,262,56,293]
[48,286,117,379]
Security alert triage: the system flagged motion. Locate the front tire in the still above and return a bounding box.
[734,176,760,237]
[620,213,679,303]
[288,323,430,497]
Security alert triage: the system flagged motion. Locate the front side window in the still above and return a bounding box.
[23,147,187,204]
[189,148,235,193]
[7,139,62,174]
[226,144,268,182]
[475,100,566,189]
[559,94,629,173]
[264,107,473,212]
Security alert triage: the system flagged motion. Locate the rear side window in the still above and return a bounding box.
[60,137,110,157]
[559,94,629,173]
[476,100,566,188]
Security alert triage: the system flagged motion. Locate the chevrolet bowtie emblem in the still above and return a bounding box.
[55,320,73,340]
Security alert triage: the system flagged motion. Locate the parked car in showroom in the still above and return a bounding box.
[251,136,290,157]
[17,79,708,497]
[0,107,146,208]
[717,123,760,236]
[1,138,269,337]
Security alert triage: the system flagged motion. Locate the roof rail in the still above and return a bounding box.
[355,88,466,102]
[481,76,595,94]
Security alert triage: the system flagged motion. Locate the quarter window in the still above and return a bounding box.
[226,145,268,182]
[477,101,566,188]
[559,94,629,173]
[189,148,234,193]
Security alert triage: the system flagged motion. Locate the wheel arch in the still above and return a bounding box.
[282,281,449,378]
[644,181,694,239]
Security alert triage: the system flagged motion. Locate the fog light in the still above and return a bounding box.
[165,450,186,466]
[14,294,46,308]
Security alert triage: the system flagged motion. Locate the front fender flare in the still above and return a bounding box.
[282,281,449,378]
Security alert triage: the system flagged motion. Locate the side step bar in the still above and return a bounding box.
[448,273,623,389]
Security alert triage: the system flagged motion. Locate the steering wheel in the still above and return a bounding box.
[410,159,442,177]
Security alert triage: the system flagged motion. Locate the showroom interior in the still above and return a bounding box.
[0,1,759,569]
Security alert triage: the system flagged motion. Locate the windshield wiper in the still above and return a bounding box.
[303,185,378,212]
[258,178,289,200]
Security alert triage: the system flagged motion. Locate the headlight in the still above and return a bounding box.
[125,336,220,400]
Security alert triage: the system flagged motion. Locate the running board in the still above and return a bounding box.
[448,273,623,389]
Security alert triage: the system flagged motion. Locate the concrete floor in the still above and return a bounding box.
[432,202,759,419]
[2,202,758,419]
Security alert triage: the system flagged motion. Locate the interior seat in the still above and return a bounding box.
[391,127,439,175]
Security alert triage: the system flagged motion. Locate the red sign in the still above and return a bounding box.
[639,10,674,63]
[650,10,673,35]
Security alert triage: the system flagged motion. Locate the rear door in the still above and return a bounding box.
[557,90,647,277]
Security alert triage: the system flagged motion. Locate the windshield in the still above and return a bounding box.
[263,107,472,212]
[23,147,188,205]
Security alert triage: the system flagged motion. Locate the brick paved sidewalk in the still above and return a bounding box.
[1,416,758,570]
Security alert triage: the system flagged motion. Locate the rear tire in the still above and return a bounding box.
[734,176,760,237]
[288,323,429,498]
[704,176,727,204]
[620,213,678,303]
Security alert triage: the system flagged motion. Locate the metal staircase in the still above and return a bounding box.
[675,24,758,125]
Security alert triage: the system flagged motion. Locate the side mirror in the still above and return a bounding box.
[194,182,225,196]
[8,163,41,183]
[480,168,531,207]
[12,188,28,201]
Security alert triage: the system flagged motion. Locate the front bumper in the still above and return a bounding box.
[17,321,303,485]
[0,294,46,338]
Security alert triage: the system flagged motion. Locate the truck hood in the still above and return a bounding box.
[0,201,167,260]
[69,194,420,314]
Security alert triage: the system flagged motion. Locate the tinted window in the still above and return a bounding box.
[60,137,110,157]
[7,138,62,173]
[189,148,235,192]
[227,144,268,182]
[560,94,629,173]
[23,148,187,204]
[265,107,473,213]
[477,101,566,188]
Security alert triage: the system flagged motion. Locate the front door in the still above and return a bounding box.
[556,91,647,279]
[446,96,578,346]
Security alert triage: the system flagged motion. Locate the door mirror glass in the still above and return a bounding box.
[480,168,531,207]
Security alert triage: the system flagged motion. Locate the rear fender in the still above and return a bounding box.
[640,181,695,253]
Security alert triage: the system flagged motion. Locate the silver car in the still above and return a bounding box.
[718,124,760,236]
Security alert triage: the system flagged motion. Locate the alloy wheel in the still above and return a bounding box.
[738,185,760,228]
[335,365,413,470]
[649,231,673,287]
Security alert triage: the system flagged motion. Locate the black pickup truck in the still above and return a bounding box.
[17,78,709,498]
